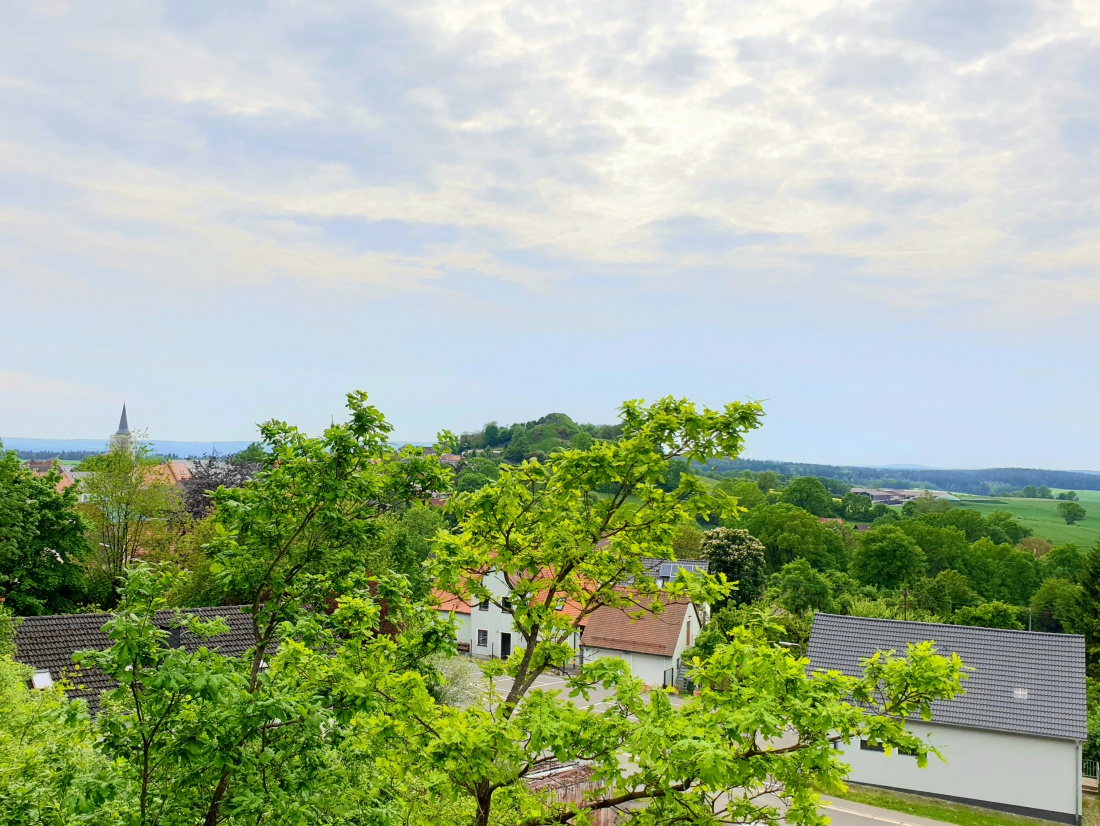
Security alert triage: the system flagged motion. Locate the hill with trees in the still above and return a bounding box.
[455,412,621,459]
[693,457,1100,495]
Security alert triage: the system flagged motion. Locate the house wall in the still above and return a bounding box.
[435,609,471,647]
[840,722,1081,823]
[468,571,519,658]
[581,603,701,688]
[670,605,699,668]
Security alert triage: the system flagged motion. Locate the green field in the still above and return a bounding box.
[954,490,1100,547]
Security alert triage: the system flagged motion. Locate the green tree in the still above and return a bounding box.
[164,391,453,824]
[1042,543,1084,583]
[781,476,836,517]
[233,441,268,463]
[377,503,448,600]
[455,471,492,493]
[1029,578,1081,633]
[1058,501,1087,525]
[1057,490,1079,501]
[0,645,131,822]
[570,431,594,450]
[952,601,1023,630]
[771,558,834,614]
[756,470,779,493]
[1076,541,1100,674]
[660,458,689,492]
[701,528,767,606]
[1021,485,1038,498]
[911,570,978,617]
[840,492,873,522]
[900,491,951,518]
[1037,485,1053,499]
[870,503,900,523]
[986,510,1032,544]
[896,522,968,575]
[0,448,92,614]
[79,443,184,577]
[671,522,705,558]
[955,539,1041,606]
[742,504,848,571]
[503,428,531,462]
[851,525,926,589]
[483,421,501,447]
[716,478,766,510]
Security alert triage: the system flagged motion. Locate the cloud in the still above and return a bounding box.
[1,0,1099,464]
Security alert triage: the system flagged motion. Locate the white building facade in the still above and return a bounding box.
[809,614,1087,825]
[580,597,701,688]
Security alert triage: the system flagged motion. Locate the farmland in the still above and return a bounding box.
[954,490,1100,547]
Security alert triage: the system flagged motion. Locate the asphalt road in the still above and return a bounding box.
[820,796,956,826]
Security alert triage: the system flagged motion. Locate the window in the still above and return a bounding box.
[477,630,488,647]
[860,739,917,757]
[478,600,489,612]
[158,626,182,649]
[501,598,513,614]
[31,669,53,690]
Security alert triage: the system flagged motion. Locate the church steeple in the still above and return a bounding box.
[110,403,134,454]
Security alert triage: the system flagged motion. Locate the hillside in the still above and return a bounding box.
[456,412,620,458]
[955,489,1100,547]
[696,457,1100,495]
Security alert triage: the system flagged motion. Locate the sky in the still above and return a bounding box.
[1,0,1098,469]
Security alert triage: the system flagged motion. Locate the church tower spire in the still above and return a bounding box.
[110,403,134,454]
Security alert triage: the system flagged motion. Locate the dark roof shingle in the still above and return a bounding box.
[14,606,258,715]
[808,613,1087,741]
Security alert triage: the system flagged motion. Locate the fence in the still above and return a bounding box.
[1085,759,1099,780]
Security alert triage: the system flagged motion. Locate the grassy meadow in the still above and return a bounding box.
[953,489,1100,547]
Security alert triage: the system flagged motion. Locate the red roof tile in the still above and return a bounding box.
[580,592,698,658]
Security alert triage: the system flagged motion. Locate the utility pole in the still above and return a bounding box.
[902,588,909,621]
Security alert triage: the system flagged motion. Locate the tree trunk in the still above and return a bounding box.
[474,783,493,826]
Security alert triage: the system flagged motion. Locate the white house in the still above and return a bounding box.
[808,613,1087,825]
[434,570,584,661]
[433,563,706,686]
[580,592,702,688]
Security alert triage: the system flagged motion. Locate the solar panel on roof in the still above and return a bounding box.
[660,562,703,578]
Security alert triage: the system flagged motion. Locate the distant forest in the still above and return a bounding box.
[15,449,101,461]
[693,458,1100,495]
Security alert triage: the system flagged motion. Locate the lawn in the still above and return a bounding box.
[824,784,1062,826]
[953,493,1100,547]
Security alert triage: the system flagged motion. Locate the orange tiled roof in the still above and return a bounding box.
[433,589,471,614]
[580,592,697,658]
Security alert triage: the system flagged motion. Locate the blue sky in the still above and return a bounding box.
[1,0,1098,469]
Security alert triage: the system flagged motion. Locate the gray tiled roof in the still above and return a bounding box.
[808,613,1087,742]
[14,606,258,715]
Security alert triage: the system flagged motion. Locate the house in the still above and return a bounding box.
[580,592,702,689]
[434,559,709,686]
[24,459,76,494]
[808,613,1087,825]
[436,570,587,662]
[13,606,257,715]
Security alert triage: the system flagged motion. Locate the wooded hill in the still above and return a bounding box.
[694,458,1100,496]
[456,412,621,458]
